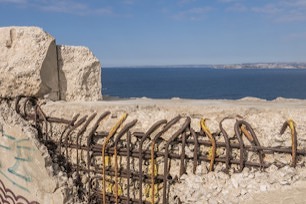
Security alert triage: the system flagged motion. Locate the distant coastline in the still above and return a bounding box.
[105,62,306,69]
[212,62,306,69]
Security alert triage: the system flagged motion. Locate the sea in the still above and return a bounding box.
[102,67,306,100]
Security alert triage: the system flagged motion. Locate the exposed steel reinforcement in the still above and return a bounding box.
[15,96,306,204]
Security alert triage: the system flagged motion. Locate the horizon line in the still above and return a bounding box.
[103,61,306,68]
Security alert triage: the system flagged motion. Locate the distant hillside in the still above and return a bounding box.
[212,63,306,69]
[105,62,306,69]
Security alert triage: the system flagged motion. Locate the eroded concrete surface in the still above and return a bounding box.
[40,97,306,204]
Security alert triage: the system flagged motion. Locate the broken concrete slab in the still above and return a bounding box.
[0,26,59,100]
[57,45,102,101]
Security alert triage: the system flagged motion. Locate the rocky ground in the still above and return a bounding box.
[2,96,306,203]
[39,97,306,204]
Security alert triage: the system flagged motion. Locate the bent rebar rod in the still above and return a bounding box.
[64,115,88,170]
[189,127,199,174]
[219,117,233,171]
[240,121,264,169]
[234,120,264,172]
[200,118,216,172]
[139,119,167,204]
[162,117,191,204]
[280,119,297,167]
[114,119,137,204]
[86,111,111,196]
[150,115,181,204]
[102,113,128,204]
[76,113,97,176]
[59,113,80,153]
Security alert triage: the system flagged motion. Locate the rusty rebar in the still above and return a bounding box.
[76,113,97,176]
[36,104,49,141]
[127,131,131,204]
[239,120,265,169]
[86,111,111,196]
[23,96,37,119]
[219,117,232,171]
[138,119,167,204]
[189,127,199,174]
[89,174,151,204]
[87,143,306,159]
[64,115,88,170]
[15,95,23,115]
[234,120,246,172]
[200,118,216,172]
[163,117,190,204]
[280,119,297,167]
[114,119,137,204]
[102,113,127,204]
[150,115,181,204]
[59,114,80,153]
[234,120,265,172]
[13,98,306,204]
[180,132,186,176]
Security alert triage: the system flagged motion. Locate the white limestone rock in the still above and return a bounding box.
[57,45,102,101]
[0,26,59,100]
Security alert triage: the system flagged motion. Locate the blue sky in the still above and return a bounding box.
[1,0,306,67]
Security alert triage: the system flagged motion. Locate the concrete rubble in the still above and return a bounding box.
[0,26,102,102]
[57,45,102,101]
[0,26,59,100]
[0,100,74,203]
[169,164,306,204]
[41,98,306,204]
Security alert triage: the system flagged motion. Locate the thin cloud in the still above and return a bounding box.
[36,1,113,16]
[0,0,113,16]
[37,1,113,16]
[122,0,136,5]
[278,0,306,22]
[252,4,282,15]
[282,0,306,7]
[286,32,306,40]
[0,0,26,3]
[218,0,241,3]
[178,0,197,5]
[173,7,212,20]
[219,0,306,22]
[281,31,306,43]
[37,2,86,13]
[250,1,306,22]
[276,11,306,22]
[226,3,247,12]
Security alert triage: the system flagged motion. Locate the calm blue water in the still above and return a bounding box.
[102,68,306,100]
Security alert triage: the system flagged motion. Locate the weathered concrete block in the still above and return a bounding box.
[57,45,102,101]
[0,105,64,203]
[0,26,59,100]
